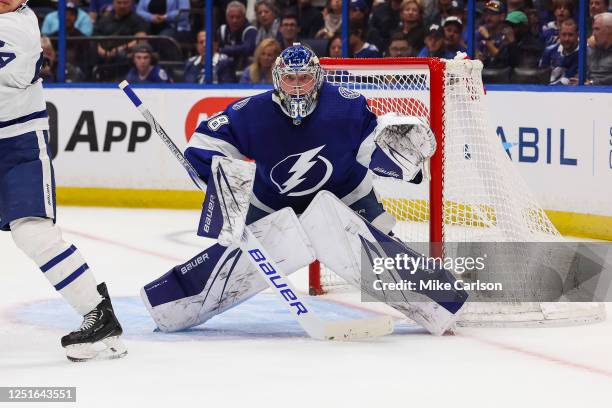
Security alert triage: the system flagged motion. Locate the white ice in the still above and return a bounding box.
[1,206,611,408]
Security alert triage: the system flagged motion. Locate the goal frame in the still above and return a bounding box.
[309,57,449,295]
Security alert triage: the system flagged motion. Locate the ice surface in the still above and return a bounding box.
[1,206,611,408]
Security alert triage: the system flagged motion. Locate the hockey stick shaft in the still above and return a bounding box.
[118,83,393,340]
[118,81,207,191]
[241,225,393,340]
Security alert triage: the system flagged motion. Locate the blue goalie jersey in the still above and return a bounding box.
[185,82,379,214]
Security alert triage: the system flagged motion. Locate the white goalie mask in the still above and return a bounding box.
[272,43,324,125]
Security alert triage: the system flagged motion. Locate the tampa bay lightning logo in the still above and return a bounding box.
[232,97,251,110]
[270,145,333,196]
[339,87,360,99]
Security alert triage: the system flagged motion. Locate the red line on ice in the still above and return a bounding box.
[62,227,185,262]
[461,332,612,380]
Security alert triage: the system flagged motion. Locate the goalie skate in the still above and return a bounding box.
[61,283,127,362]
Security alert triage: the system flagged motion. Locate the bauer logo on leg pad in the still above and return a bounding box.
[198,176,223,238]
[248,249,308,315]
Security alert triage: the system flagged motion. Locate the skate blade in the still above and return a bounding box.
[66,336,128,362]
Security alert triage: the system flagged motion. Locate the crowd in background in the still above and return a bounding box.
[29,0,612,84]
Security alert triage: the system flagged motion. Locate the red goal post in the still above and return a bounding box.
[309,57,450,295]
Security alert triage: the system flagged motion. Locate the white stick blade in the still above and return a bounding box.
[321,316,394,341]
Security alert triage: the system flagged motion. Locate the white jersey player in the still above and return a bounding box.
[0,0,126,361]
[140,44,468,336]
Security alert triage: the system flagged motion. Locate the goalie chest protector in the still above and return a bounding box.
[195,82,378,214]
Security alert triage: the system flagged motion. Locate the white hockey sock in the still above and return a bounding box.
[10,218,102,315]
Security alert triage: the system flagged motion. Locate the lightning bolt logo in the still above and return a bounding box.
[270,145,333,197]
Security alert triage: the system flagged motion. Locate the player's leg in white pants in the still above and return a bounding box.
[10,217,102,315]
[0,130,102,315]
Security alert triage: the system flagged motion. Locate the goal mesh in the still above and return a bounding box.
[315,58,605,327]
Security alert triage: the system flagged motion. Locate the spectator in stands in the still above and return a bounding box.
[447,0,468,46]
[387,31,413,56]
[525,7,543,39]
[46,3,92,78]
[94,0,147,62]
[441,16,466,58]
[46,3,86,37]
[349,23,383,57]
[216,0,257,81]
[475,0,506,66]
[278,12,301,49]
[427,0,453,27]
[254,0,281,45]
[591,0,610,17]
[326,33,343,57]
[126,43,172,83]
[417,23,445,56]
[41,0,93,36]
[290,0,324,39]
[586,12,612,84]
[214,0,247,26]
[370,0,402,48]
[507,0,527,13]
[39,36,86,82]
[540,19,579,84]
[315,0,342,40]
[392,0,426,54]
[184,30,206,83]
[541,0,574,46]
[421,0,437,24]
[89,0,113,22]
[349,0,385,52]
[240,38,281,83]
[136,0,191,42]
[588,0,610,45]
[497,11,545,68]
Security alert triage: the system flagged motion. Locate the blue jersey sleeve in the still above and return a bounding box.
[184,106,247,182]
[354,96,378,168]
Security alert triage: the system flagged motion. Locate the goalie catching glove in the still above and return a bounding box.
[372,113,437,182]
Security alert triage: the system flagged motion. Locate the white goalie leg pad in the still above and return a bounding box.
[299,191,465,335]
[10,217,101,315]
[142,207,316,332]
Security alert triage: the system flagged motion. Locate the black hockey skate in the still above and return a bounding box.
[61,282,127,362]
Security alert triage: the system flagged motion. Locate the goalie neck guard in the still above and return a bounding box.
[272,43,324,125]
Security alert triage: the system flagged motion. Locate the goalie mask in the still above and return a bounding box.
[272,43,324,125]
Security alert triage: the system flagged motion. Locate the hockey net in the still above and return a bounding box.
[312,57,605,327]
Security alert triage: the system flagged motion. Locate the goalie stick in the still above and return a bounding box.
[118,81,394,340]
[118,81,207,191]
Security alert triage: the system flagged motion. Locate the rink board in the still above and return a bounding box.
[42,86,612,240]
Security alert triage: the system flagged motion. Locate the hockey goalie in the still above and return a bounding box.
[140,44,468,337]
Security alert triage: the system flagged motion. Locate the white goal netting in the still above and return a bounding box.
[317,58,605,327]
